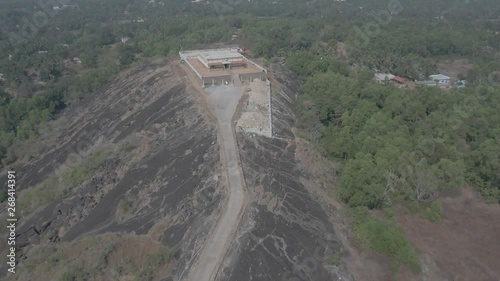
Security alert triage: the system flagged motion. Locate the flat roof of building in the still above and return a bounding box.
[429,74,450,80]
[180,48,243,61]
[375,73,395,80]
[187,58,230,78]
[199,50,243,61]
[416,80,438,86]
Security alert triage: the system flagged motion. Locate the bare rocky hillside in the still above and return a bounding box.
[0,61,353,281]
[0,60,223,281]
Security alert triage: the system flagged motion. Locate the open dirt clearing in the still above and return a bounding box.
[397,189,500,281]
[437,59,474,79]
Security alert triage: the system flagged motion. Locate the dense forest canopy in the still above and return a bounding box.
[0,0,499,205]
[296,70,499,206]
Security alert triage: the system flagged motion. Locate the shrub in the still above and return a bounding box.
[18,150,111,213]
[47,248,66,269]
[407,201,420,214]
[425,200,443,222]
[118,199,133,214]
[91,241,118,276]
[145,250,174,268]
[0,191,7,203]
[326,252,341,266]
[135,250,174,281]
[383,207,394,219]
[58,267,85,281]
[352,207,421,272]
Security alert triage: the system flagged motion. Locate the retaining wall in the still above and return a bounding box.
[267,79,272,138]
[202,75,232,86]
[184,60,203,80]
[238,72,267,82]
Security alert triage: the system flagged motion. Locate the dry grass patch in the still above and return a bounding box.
[8,234,175,281]
[18,150,112,215]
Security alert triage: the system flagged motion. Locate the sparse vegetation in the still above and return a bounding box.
[58,267,86,281]
[21,245,58,274]
[383,207,395,219]
[118,198,133,214]
[425,200,443,222]
[8,234,174,281]
[118,139,139,158]
[135,250,175,281]
[351,207,421,273]
[408,201,421,215]
[0,191,7,203]
[326,252,341,266]
[90,241,118,277]
[47,248,67,269]
[18,150,112,214]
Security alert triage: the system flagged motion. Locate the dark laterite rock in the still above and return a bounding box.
[218,66,352,281]
[0,61,223,279]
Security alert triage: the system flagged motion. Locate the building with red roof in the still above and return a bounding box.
[392,76,405,84]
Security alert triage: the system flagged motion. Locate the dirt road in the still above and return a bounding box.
[186,85,247,281]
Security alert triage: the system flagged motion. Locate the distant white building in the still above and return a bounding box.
[429,74,451,88]
[61,5,79,10]
[415,80,438,87]
[121,36,130,43]
[374,73,395,83]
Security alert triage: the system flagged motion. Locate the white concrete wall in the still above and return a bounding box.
[267,79,272,138]
[184,60,203,80]
[202,75,232,86]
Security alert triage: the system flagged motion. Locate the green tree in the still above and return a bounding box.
[117,44,135,66]
[425,200,443,222]
[0,191,7,203]
[340,153,385,208]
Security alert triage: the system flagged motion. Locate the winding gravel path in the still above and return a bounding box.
[187,85,247,281]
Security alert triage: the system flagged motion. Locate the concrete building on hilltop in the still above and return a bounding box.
[197,50,245,69]
[180,48,267,87]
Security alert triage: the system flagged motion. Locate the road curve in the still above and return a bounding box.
[186,85,247,281]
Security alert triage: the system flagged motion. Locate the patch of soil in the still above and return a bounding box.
[397,188,500,281]
[437,59,473,80]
